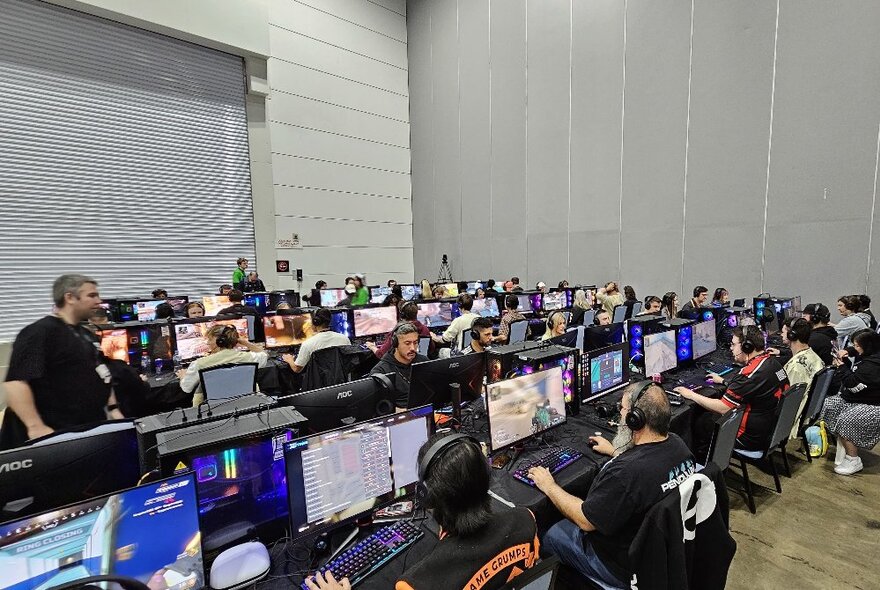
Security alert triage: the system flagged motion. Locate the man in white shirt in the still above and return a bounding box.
[282,308,351,373]
[433,293,479,352]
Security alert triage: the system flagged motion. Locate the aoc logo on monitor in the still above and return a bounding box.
[0,459,32,473]
[336,390,353,399]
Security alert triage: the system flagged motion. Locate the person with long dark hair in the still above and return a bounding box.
[823,329,880,475]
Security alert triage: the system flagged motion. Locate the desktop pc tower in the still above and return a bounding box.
[493,344,581,416]
[660,318,697,365]
[625,314,666,364]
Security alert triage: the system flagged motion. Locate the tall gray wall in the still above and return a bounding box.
[407,0,880,313]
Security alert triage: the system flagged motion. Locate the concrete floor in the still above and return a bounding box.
[726,441,880,590]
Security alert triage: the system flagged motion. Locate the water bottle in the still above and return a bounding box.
[141,355,152,374]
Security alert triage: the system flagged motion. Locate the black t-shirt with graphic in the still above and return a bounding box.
[1,316,110,449]
[721,353,788,451]
[581,434,695,581]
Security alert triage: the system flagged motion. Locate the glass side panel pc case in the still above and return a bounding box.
[0,473,204,590]
[284,406,434,541]
[486,366,567,452]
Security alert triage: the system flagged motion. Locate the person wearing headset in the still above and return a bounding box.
[368,301,433,359]
[177,324,269,407]
[184,302,206,319]
[674,325,790,460]
[680,286,709,312]
[541,310,567,341]
[433,293,478,350]
[370,322,429,408]
[305,432,539,590]
[457,317,493,355]
[282,308,351,373]
[531,382,694,589]
[593,309,612,327]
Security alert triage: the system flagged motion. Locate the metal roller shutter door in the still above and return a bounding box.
[0,0,256,342]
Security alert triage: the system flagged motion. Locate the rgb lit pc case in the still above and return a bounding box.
[625,315,665,365]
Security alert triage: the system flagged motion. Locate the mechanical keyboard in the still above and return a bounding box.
[512,446,584,486]
[301,520,423,589]
[703,360,735,376]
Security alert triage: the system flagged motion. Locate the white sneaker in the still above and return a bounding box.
[834,455,863,476]
[834,438,847,466]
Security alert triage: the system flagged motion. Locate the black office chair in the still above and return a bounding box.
[582,309,596,327]
[509,319,529,344]
[705,408,744,472]
[498,556,560,589]
[611,304,627,324]
[729,383,806,513]
[796,366,836,463]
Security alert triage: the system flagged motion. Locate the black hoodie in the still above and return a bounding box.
[369,350,428,407]
[836,352,880,405]
[809,325,838,366]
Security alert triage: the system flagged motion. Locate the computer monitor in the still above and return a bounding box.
[466,281,484,294]
[278,376,396,433]
[542,291,567,311]
[369,286,392,304]
[203,295,231,316]
[416,301,454,328]
[0,422,140,522]
[167,431,294,551]
[439,282,459,297]
[0,473,204,590]
[320,288,347,307]
[399,284,419,301]
[584,322,625,352]
[644,330,678,376]
[98,323,175,374]
[486,366,567,452]
[134,299,165,321]
[548,327,583,351]
[692,319,717,360]
[244,292,270,314]
[263,312,314,348]
[173,317,250,361]
[471,297,500,318]
[586,342,630,402]
[353,305,398,338]
[550,288,574,308]
[516,294,535,316]
[407,353,487,410]
[269,290,300,310]
[284,406,433,541]
[114,298,146,322]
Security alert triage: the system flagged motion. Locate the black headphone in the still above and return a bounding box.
[215,325,238,348]
[812,303,831,324]
[415,433,485,504]
[625,380,657,432]
[546,310,563,332]
[740,324,757,354]
[390,322,411,349]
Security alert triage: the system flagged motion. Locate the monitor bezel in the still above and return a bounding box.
[486,366,568,453]
[584,341,631,402]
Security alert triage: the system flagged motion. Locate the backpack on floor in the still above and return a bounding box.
[805,420,829,458]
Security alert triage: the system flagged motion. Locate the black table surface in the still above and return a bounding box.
[259,385,696,590]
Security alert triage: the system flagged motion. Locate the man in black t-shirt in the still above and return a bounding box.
[676,325,789,459]
[1,274,118,450]
[531,382,695,588]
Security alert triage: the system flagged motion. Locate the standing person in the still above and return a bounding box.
[351,274,370,306]
[596,282,625,317]
[232,258,248,288]
[370,323,429,408]
[1,275,122,450]
[802,303,838,365]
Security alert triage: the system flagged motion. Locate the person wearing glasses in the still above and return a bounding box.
[674,325,789,461]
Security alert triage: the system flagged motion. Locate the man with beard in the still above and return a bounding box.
[529,382,694,589]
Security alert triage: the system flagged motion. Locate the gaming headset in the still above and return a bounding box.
[390,322,411,349]
[739,324,757,354]
[624,380,657,432]
[215,325,239,348]
[546,310,563,333]
[415,433,486,504]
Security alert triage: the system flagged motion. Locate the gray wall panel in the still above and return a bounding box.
[568,0,624,286]
[764,1,880,311]
[681,1,776,299]
[457,0,492,280]
[487,0,528,281]
[525,0,571,286]
[407,0,434,280]
[429,0,461,278]
[619,0,691,292]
